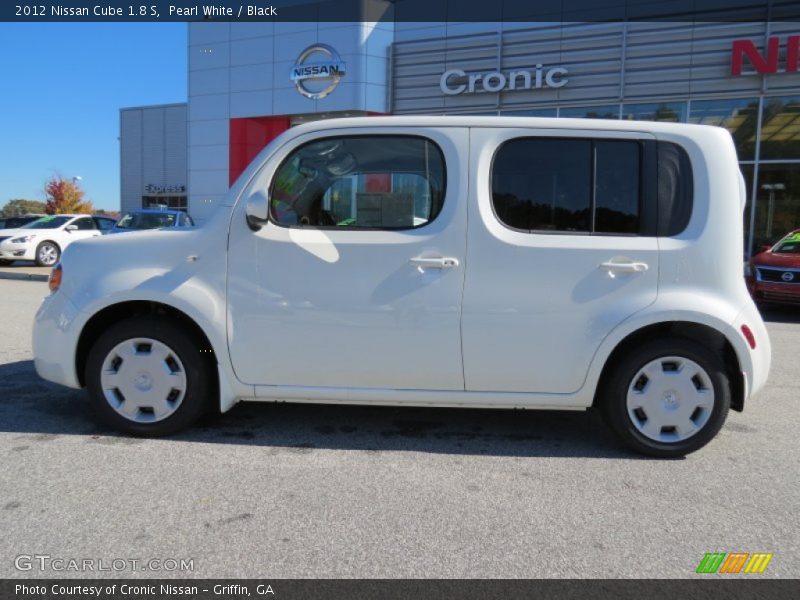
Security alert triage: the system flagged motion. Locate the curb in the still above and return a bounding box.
[0,271,49,282]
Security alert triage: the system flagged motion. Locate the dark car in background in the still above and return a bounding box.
[109,208,194,234]
[747,229,800,306]
[0,214,45,231]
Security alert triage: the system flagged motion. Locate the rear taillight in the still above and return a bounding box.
[741,324,756,350]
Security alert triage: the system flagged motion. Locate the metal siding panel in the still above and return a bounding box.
[119,109,142,214]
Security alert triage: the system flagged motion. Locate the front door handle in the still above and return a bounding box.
[410,256,460,269]
[600,260,649,275]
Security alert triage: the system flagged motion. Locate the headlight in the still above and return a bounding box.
[10,235,35,243]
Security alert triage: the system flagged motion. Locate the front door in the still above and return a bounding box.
[227,128,469,391]
[462,128,660,394]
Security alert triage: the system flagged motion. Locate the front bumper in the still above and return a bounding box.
[749,280,800,305]
[0,241,35,261]
[32,290,83,389]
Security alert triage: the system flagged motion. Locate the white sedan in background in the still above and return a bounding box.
[0,214,116,266]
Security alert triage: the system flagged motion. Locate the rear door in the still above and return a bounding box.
[462,128,660,394]
[65,216,102,246]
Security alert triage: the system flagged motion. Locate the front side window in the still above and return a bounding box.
[269,136,446,229]
[492,138,641,234]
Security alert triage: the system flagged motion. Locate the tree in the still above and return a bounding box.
[44,176,94,214]
[0,198,46,217]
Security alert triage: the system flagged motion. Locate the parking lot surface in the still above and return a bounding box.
[0,263,50,282]
[1,278,798,578]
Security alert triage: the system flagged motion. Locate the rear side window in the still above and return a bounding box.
[269,136,446,230]
[491,138,642,235]
[73,217,97,230]
[94,217,115,232]
[491,137,693,237]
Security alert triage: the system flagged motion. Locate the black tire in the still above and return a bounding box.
[35,241,60,267]
[0,259,12,266]
[85,315,214,436]
[599,337,731,458]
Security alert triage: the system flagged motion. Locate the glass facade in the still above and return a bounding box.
[448,95,800,255]
[143,196,188,211]
[559,105,620,119]
[622,102,686,123]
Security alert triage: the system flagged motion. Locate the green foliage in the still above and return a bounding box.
[0,198,46,217]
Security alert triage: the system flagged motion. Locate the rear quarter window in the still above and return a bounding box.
[656,141,694,237]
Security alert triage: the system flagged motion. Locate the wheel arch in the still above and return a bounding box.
[75,300,218,391]
[592,320,745,412]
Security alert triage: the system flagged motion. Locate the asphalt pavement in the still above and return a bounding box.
[1,279,798,578]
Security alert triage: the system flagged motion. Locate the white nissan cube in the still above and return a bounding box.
[33,117,771,457]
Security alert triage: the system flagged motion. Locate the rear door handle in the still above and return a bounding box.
[410,256,460,269]
[600,260,649,275]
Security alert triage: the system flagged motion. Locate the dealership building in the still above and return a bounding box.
[120,18,800,255]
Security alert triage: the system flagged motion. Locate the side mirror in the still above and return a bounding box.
[245,191,269,231]
[760,244,772,253]
[65,224,78,232]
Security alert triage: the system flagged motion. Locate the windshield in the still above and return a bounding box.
[116,212,177,230]
[21,216,72,230]
[774,232,800,254]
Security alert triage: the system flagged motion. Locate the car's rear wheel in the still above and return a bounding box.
[600,337,731,457]
[0,259,12,266]
[85,316,214,436]
[35,241,60,267]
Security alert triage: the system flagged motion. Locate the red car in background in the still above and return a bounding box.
[747,229,800,306]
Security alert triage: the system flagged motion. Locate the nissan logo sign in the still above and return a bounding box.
[782,271,795,282]
[290,44,346,100]
[440,65,568,96]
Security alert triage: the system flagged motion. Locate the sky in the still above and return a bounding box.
[0,23,187,210]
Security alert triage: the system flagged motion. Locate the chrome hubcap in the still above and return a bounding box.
[100,338,187,423]
[39,245,57,265]
[626,356,714,443]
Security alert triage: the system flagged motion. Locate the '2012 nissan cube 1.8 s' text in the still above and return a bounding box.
[33,117,771,457]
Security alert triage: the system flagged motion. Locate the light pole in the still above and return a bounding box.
[761,183,784,241]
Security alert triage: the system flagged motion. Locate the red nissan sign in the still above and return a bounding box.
[731,35,800,75]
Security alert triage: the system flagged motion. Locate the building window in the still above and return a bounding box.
[269,136,446,229]
[759,96,800,160]
[741,164,755,254]
[622,102,686,123]
[752,164,800,250]
[142,196,187,211]
[500,108,558,117]
[559,105,620,119]
[491,137,642,234]
[688,98,759,160]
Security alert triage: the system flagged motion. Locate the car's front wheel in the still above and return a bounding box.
[35,241,60,267]
[600,337,731,457]
[85,316,214,436]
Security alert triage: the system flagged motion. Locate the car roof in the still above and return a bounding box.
[286,115,725,137]
[123,209,182,214]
